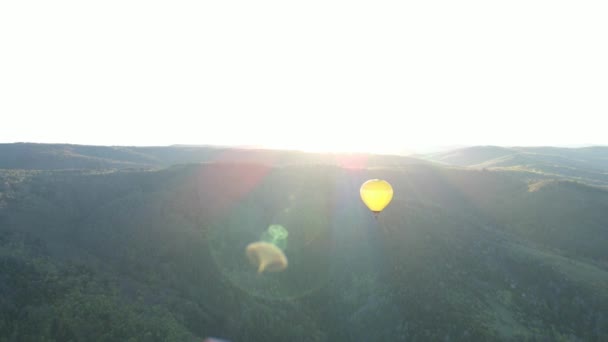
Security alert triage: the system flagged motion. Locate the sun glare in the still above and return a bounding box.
[258,126,404,155]
[266,139,394,155]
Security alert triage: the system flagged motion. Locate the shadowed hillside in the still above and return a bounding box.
[1,150,607,340]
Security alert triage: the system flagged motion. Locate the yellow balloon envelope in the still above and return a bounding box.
[360,179,393,217]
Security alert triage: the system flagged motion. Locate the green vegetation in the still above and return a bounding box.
[1,144,607,340]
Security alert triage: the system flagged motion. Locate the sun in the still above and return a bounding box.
[247,118,406,155]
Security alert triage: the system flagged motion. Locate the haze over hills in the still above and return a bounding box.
[424,145,608,188]
[1,143,607,341]
[0,143,428,170]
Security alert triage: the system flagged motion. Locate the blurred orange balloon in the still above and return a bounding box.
[246,242,288,273]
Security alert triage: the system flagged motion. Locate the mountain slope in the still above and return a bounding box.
[1,159,607,341]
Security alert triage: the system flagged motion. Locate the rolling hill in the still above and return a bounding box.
[1,144,607,341]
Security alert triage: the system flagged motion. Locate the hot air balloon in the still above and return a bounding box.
[246,242,288,273]
[360,179,393,218]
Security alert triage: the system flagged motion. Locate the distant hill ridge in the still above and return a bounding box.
[0,143,427,170]
[424,145,608,187]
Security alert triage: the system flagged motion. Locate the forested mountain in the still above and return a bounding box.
[1,144,607,341]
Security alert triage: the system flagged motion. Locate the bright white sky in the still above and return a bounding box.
[1,1,607,153]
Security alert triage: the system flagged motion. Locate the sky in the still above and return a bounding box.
[1,1,607,154]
